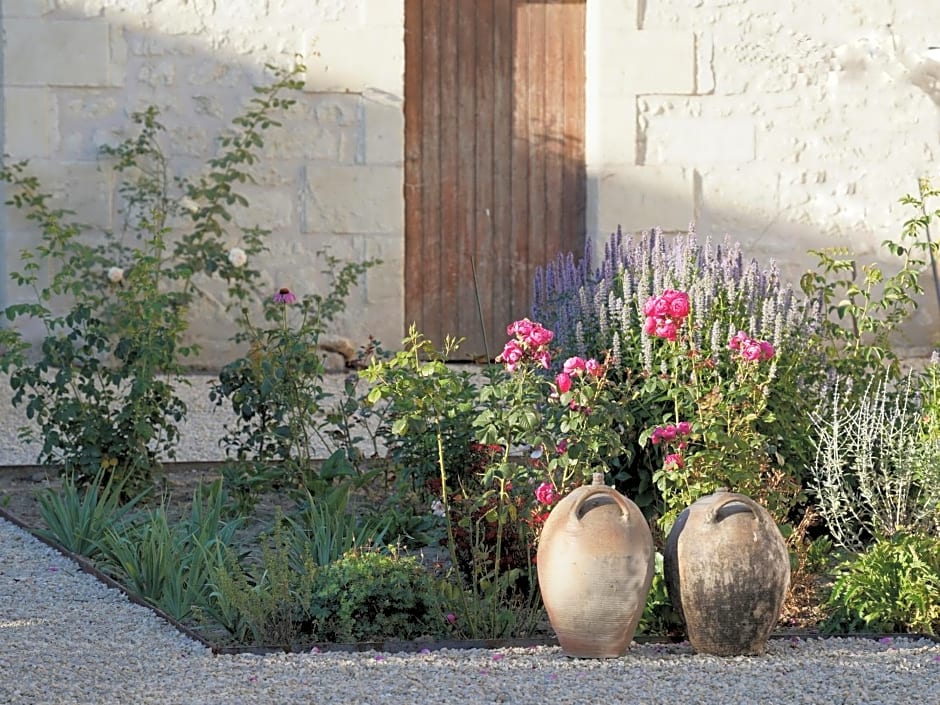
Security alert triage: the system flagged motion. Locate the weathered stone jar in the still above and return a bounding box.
[664,489,790,656]
[537,473,654,658]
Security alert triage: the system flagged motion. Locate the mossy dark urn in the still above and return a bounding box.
[536,473,654,658]
[664,489,790,656]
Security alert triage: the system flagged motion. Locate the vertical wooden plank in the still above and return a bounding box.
[473,0,497,357]
[422,0,444,344]
[455,0,477,347]
[511,1,532,320]
[564,1,587,253]
[523,3,546,317]
[492,0,515,347]
[403,0,423,336]
[438,0,460,345]
[543,1,566,277]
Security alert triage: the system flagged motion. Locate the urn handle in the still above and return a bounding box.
[706,492,768,527]
[567,485,636,529]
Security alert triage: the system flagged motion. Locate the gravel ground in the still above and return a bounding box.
[2,374,940,703]
[1,517,939,705]
[0,372,369,465]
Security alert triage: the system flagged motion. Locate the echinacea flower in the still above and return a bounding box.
[273,288,297,304]
[228,247,247,268]
[107,267,124,284]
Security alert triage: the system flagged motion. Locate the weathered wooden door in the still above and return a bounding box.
[404,0,586,359]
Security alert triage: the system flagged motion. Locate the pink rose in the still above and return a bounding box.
[585,359,603,377]
[533,349,552,369]
[556,439,568,454]
[677,421,692,435]
[643,316,657,336]
[507,318,534,338]
[667,291,690,319]
[555,372,572,394]
[741,342,763,362]
[729,331,748,350]
[535,482,557,505]
[653,297,670,317]
[660,424,678,442]
[664,453,684,471]
[759,341,775,360]
[563,356,587,375]
[643,296,658,316]
[655,320,678,341]
[526,325,554,347]
[498,340,524,371]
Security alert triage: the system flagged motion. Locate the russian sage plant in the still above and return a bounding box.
[809,370,940,551]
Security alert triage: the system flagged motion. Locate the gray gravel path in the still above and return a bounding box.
[1,516,939,704]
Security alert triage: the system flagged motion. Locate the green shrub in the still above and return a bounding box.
[0,64,305,493]
[210,250,379,510]
[282,484,391,568]
[207,519,318,648]
[309,549,446,643]
[824,531,940,635]
[532,229,815,525]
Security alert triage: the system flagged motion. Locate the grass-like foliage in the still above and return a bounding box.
[97,480,242,621]
[35,468,146,558]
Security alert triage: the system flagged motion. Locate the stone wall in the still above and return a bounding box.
[1,0,405,365]
[2,0,939,364]
[586,0,940,351]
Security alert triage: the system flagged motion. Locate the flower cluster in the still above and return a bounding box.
[497,318,553,372]
[643,289,690,341]
[554,355,602,393]
[729,331,775,362]
[650,421,692,446]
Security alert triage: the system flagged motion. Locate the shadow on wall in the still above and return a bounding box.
[587,162,940,354]
[1,0,406,365]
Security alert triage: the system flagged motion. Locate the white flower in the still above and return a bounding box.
[228,247,248,268]
[179,197,199,214]
[431,500,446,518]
[107,267,124,285]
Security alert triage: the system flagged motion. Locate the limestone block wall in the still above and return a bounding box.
[3,0,940,362]
[586,0,940,349]
[0,0,405,365]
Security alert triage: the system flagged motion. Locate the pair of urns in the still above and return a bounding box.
[536,473,790,659]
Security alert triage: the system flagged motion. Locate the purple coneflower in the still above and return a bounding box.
[273,287,296,304]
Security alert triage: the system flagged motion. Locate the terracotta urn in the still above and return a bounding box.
[536,473,654,658]
[663,489,790,656]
